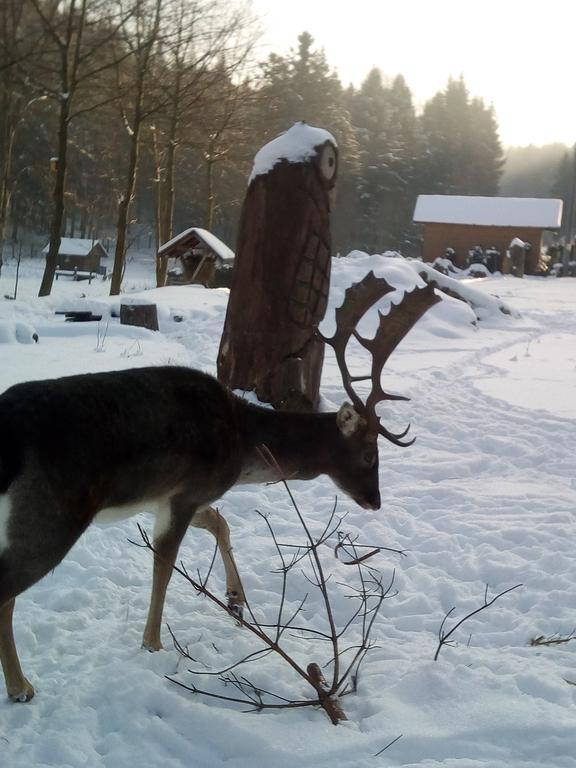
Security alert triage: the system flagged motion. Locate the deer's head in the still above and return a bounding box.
[321,272,440,510]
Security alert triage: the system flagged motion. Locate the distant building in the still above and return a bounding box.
[42,238,108,274]
[158,227,234,286]
[413,195,563,274]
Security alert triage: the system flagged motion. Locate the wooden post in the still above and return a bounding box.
[217,123,338,410]
[120,303,159,331]
[508,240,527,278]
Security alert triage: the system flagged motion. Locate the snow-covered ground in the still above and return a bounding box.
[1,254,575,768]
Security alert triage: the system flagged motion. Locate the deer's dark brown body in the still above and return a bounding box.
[0,365,381,701]
[0,273,439,702]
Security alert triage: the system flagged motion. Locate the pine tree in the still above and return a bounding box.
[258,32,348,139]
[416,76,503,196]
[256,31,357,253]
[348,69,416,252]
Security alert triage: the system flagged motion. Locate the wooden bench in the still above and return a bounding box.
[54,311,103,322]
[55,266,108,283]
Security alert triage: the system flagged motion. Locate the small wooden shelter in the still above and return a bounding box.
[43,237,108,274]
[157,227,234,286]
[413,195,563,274]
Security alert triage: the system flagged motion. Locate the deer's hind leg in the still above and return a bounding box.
[0,597,34,702]
[189,506,246,620]
[0,547,67,703]
[0,486,93,702]
[142,497,196,652]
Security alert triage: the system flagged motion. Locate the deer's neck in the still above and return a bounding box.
[233,398,337,484]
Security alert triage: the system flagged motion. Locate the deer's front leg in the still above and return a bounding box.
[190,506,246,620]
[0,598,35,702]
[142,499,194,651]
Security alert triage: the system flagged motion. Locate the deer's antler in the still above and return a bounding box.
[320,271,440,446]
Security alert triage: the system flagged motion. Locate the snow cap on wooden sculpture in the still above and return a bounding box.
[249,121,337,183]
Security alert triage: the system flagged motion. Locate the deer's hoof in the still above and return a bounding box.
[142,640,163,652]
[226,594,244,623]
[8,679,35,702]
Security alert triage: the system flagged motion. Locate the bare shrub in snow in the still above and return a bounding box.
[137,463,402,725]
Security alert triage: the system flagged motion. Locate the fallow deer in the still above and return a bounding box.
[0,273,438,701]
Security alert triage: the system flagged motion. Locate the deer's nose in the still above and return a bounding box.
[358,493,380,511]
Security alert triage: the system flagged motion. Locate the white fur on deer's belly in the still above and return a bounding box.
[94,499,171,537]
[0,493,11,554]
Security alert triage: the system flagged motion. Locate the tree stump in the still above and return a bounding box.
[120,303,159,331]
[217,123,338,410]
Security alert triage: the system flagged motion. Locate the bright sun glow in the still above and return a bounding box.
[251,0,575,147]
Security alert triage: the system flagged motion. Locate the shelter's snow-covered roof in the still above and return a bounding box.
[414,195,563,228]
[249,122,337,183]
[41,237,106,256]
[158,227,234,261]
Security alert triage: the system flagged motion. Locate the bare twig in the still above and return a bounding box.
[256,445,343,692]
[136,470,391,724]
[530,629,576,647]
[374,733,403,756]
[137,524,314,684]
[434,584,523,661]
[334,531,407,565]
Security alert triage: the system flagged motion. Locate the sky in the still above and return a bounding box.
[250,0,575,148]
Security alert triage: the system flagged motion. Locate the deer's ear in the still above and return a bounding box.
[336,403,365,437]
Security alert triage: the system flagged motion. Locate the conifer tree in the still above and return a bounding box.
[256,31,357,253]
[416,76,503,196]
[348,69,416,252]
[259,32,347,139]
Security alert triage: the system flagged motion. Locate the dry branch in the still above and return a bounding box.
[530,630,576,647]
[434,583,522,661]
[135,460,400,724]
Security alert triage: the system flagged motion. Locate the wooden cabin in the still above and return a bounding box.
[158,228,234,287]
[43,238,108,275]
[413,195,563,274]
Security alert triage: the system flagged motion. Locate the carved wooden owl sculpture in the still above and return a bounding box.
[217,123,338,409]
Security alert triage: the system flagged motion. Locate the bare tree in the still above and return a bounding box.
[195,70,257,233]
[0,1,44,275]
[109,0,162,295]
[0,0,21,276]
[149,0,258,287]
[13,0,135,295]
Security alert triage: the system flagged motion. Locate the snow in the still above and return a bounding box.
[1,253,576,767]
[40,237,106,257]
[414,195,564,228]
[249,122,337,183]
[157,228,235,262]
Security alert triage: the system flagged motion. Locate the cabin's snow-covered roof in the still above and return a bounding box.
[158,227,234,261]
[249,122,337,183]
[41,237,106,256]
[414,195,563,228]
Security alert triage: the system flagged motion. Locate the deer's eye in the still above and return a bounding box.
[362,450,376,468]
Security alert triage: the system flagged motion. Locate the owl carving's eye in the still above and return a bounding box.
[319,144,337,181]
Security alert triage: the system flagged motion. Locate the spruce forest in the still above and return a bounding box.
[0,0,570,292]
